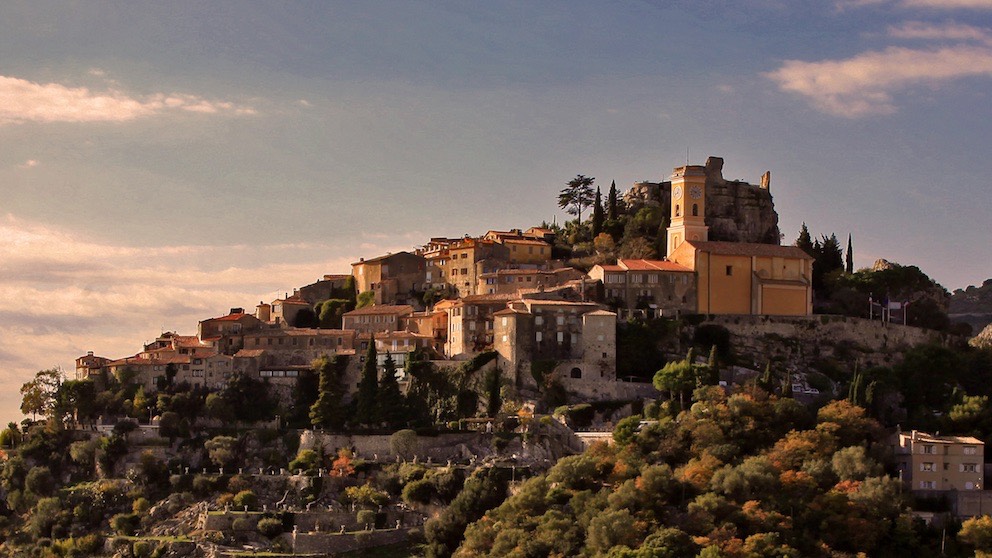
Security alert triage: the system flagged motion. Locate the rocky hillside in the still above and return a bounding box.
[623,156,781,245]
[951,278,992,335]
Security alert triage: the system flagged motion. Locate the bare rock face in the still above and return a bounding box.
[972,323,992,349]
[873,259,896,272]
[621,155,781,245]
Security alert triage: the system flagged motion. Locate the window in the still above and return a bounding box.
[922,445,935,454]
[536,332,543,342]
[557,332,564,343]
[965,446,978,455]
[692,203,698,216]
[921,462,935,472]
[725,265,733,276]
[920,481,936,489]
[963,463,978,472]
[556,316,565,326]
[570,367,582,379]
[502,317,507,327]
[535,316,543,325]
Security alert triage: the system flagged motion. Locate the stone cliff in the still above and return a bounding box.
[951,278,992,335]
[623,156,781,245]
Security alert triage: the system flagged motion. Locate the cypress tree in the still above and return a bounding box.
[607,180,618,221]
[377,353,405,428]
[592,187,604,237]
[796,223,814,256]
[355,334,379,427]
[310,355,346,430]
[846,233,854,274]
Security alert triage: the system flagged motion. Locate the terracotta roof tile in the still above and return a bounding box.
[684,240,814,260]
[343,304,414,316]
[619,259,694,272]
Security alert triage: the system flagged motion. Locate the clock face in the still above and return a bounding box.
[689,186,703,200]
[673,186,683,200]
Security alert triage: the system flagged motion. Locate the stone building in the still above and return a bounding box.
[445,293,517,359]
[351,251,426,306]
[588,259,696,318]
[493,299,618,399]
[342,305,414,334]
[198,309,266,355]
[446,238,510,297]
[893,430,984,492]
[478,267,582,296]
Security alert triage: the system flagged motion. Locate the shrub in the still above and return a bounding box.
[257,517,283,538]
[402,479,434,506]
[356,509,376,528]
[132,540,152,558]
[109,513,140,535]
[232,489,257,511]
[192,474,217,496]
[232,517,254,532]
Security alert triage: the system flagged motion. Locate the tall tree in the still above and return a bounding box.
[796,223,814,256]
[592,186,604,237]
[607,180,618,221]
[355,334,379,427]
[310,355,347,430]
[377,353,406,428]
[558,175,595,223]
[19,368,64,421]
[846,233,854,274]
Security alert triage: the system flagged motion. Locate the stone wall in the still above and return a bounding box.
[290,528,409,555]
[687,314,953,373]
[299,431,479,461]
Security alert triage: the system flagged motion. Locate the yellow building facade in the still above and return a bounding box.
[665,164,813,316]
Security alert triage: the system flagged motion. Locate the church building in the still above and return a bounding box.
[665,164,814,316]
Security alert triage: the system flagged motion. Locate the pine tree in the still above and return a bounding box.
[607,180,618,221]
[377,353,406,428]
[355,334,379,427]
[846,234,854,274]
[796,223,814,256]
[592,187,604,237]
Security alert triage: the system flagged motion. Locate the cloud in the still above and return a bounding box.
[0,214,403,424]
[0,75,256,125]
[17,159,39,169]
[837,0,992,9]
[887,21,992,43]
[766,20,992,117]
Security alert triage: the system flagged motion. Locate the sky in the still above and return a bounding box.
[2,0,992,426]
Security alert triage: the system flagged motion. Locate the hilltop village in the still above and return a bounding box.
[76,158,814,404]
[6,157,992,558]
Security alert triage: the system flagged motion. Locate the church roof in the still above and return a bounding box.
[683,240,813,260]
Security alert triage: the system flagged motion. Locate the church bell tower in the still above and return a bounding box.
[666,165,709,257]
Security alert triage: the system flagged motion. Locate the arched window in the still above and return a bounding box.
[692,204,699,216]
[570,367,582,379]
[675,205,681,217]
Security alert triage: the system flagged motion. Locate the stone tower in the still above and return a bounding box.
[666,165,709,257]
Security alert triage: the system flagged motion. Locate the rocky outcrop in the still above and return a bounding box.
[622,156,781,245]
[971,323,992,349]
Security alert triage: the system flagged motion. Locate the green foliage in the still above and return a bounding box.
[425,467,510,558]
[355,336,379,426]
[559,174,596,224]
[402,478,434,506]
[357,509,377,528]
[232,490,258,510]
[613,415,642,446]
[20,368,64,420]
[345,484,389,508]
[218,373,277,423]
[378,353,407,427]
[204,435,239,468]
[317,298,352,328]
[109,512,140,535]
[289,449,320,473]
[257,516,284,538]
[356,291,375,309]
[310,354,349,430]
[390,429,418,460]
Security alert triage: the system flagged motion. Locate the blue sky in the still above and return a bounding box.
[2,0,991,425]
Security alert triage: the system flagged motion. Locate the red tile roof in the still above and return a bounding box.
[684,241,814,260]
[619,259,693,273]
[342,304,414,316]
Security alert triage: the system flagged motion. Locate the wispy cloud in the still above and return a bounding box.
[0,75,256,125]
[837,0,992,10]
[766,20,992,117]
[0,214,404,424]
